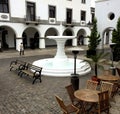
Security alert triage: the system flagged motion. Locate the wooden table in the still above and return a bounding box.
[98,75,120,81]
[74,89,100,113]
[74,89,99,103]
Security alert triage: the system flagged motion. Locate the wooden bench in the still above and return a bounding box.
[10,60,26,75]
[21,63,42,84]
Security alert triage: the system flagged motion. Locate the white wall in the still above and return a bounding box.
[10,0,26,18]
[95,0,120,33]
[9,0,92,24]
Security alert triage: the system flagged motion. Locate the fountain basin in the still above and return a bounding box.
[33,58,91,77]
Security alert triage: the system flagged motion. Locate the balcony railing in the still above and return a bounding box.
[24,15,40,25]
[62,21,75,27]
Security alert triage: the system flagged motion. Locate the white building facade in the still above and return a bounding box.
[0,0,94,51]
[95,0,120,48]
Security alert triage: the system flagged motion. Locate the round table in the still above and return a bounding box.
[74,89,99,103]
[98,75,120,81]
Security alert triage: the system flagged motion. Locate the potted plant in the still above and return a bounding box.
[84,52,109,82]
[112,17,120,61]
[87,18,101,58]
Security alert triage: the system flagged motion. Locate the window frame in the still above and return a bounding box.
[81,0,86,4]
[81,10,86,21]
[0,0,9,13]
[66,8,72,24]
[49,5,56,18]
[26,2,36,21]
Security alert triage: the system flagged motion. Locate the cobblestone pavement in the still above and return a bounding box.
[0,46,120,114]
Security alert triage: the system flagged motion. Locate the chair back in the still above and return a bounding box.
[98,90,110,113]
[103,70,112,76]
[65,84,76,103]
[55,95,68,113]
[100,81,113,97]
[86,80,98,90]
[116,68,120,76]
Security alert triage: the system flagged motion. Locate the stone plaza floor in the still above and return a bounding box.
[0,46,120,114]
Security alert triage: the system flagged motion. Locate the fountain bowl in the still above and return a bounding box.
[33,58,91,77]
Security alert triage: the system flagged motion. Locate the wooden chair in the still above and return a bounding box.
[115,68,120,95]
[55,95,80,114]
[116,67,120,76]
[86,80,98,90]
[111,82,120,97]
[65,84,81,107]
[100,81,113,98]
[90,90,110,114]
[103,70,112,76]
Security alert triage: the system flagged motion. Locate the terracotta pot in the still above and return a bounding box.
[91,76,100,85]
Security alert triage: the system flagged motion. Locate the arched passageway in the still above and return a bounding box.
[23,27,40,49]
[77,29,86,46]
[0,26,16,50]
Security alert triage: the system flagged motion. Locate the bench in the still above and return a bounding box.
[10,60,26,75]
[21,63,42,84]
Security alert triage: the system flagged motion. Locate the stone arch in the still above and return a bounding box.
[0,25,17,50]
[23,27,40,49]
[63,28,74,46]
[77,29,87,45]
[44,27,58,47]
[102,27,114,46]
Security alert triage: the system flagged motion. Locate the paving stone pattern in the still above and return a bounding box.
[0,47,120,114]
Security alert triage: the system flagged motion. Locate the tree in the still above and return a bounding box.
[85,52,109,77]
[111,17,120,61]
[87,18,101,51]
[112,17,120,45]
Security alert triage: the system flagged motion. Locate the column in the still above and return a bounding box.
[109,30,113,44]
[39,37,45,49]
[72,38,77,46]
[16,38,23,51]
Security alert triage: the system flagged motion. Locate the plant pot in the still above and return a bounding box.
[91,76,100,85]
[86,50,96,58]
[71,76,79,90]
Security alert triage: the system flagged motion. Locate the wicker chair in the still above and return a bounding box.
[100,81,113,98]
[55,95,80,114]
[103,70,112,76]
[86,80,98,90]
[90,91,110,114]
[116,67,120,76]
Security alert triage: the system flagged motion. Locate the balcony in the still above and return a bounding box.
[24,15,40,25]
[62,21,75,27]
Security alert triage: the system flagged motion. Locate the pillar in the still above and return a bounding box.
[109,30,113,44]
[16,38,23,51]
[39,37,45,49]
[72,38,77,46]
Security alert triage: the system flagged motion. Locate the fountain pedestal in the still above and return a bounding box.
[47,36,74,68]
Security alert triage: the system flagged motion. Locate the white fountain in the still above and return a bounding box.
[33,36,91,77]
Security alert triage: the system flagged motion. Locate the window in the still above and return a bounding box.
[66,8,72,24]
[81,0,86,4]
[81,10,86,21]
[108,12,115,20]
[91,7,95,23]
[0,0,9,13]
[26,2,35,21]
[49,6,56,18]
